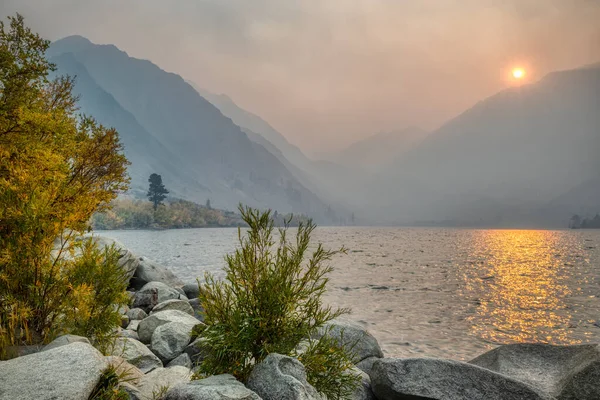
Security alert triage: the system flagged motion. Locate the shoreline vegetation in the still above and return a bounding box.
[91,198,312,230]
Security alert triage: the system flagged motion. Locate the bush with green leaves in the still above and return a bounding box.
[195,206,360,398]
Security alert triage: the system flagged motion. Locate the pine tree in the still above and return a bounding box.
[147,173,169,210]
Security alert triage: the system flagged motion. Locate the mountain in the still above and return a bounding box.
[330,127,427,171]
[364,64,600,226]
[48,36,330,218]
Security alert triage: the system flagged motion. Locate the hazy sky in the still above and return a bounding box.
[2,0,599,153]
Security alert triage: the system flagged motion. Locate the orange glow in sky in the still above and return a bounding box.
[512,68,526,79]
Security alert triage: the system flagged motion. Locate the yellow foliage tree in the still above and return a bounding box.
[0,14,130,356]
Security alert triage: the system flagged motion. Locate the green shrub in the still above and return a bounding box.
[89,364,131,400]
[195,205,359,398]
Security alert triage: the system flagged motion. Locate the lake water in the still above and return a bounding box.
[99,227,600,361]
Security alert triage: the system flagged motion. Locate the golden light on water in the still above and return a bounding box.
[462,230,586,346]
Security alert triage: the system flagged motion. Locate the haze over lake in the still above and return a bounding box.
[100,227,600,360]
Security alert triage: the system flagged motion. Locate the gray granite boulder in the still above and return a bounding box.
[183,281,201,299]
[133,281,186,313]
[90,236,140,281]
[315,319,383,363]
[42,334,90,351]
[470,343,600,400]
[136,366,192,400]
[111,337,163,373]
[138,309,203,344]
[165,374,261,400]
[188,298,205,321]
[247,353,324,400]
[350,367,376,400]
[131,257,185,290]
[127,319,141,332]
[127,307,148,321]
[105,355,144,386]
[370,357,550,400]
[184,337,211,364]
[152,321,196,363]
[151,299,195,316]
[356,356,379,376]
[0,342,107,400]
[119,328,140,341]
[168,353,193,369]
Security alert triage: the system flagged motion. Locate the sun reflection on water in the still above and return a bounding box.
[462,230,587,345]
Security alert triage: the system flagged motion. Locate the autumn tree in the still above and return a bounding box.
[0,14,130,356]
[147,173,169,210]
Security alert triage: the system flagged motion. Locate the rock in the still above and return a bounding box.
[369,357,550,400]
[183,281,200,299]
[151,321,196,363]
[42,334,90,351]
[165,374,261,400]
[136,366,192,400]
[168,353,193,369]
[90,236,140,281]
[121,314,130,328]
[128,319,141,332]
[188,298,205,322]
[0,342,107,400]
[356,356,378,376]
[119,329,140,341]
[138,309,203,344]
[111,337,163,373]
[133,281,184,313]
[184,337,211,364]
[131,257,185,290]
[127,307,148,321]
[105,355,144,386]
[469,343,600,400]
[151,299,195,316]
[315,319,383,363]
[247,353,324,400]
[350,367,376,400]
[120,381,143,400]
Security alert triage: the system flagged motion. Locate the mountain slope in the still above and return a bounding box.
[366,64,600,225]
[48,36,330,218]
[331,127,427,171]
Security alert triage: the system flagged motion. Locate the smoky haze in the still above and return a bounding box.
[2,0,599,154]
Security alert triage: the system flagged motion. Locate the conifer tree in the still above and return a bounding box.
[147,173,169,210]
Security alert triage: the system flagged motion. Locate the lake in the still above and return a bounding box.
[99,227,600,361]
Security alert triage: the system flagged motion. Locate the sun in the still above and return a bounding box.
[512,68,525,79]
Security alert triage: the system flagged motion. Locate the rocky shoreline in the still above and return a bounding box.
[1,236,599,400]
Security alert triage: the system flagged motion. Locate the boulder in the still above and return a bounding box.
[183,281,200,299]
[168,353,193,369]
[151,299,195,316]
[120,381,143,400]
[111,337,163,373]
[127,307,148,321]
[350,367,376,400]
[121,314,130,328]
[131,257,184,290]
[119,329,140,341]
[133,281,185,313]
[469,343,600,400]
[184,337,211,364]
[136,366,192,400]
[0,342,107,400]
[127,319,141,332]
[43,334,90,351]
[188,298,205,321]
[370,357,550,400]
[247,353,324,400]
[138,309,203,344]
[315,319,383,363]
[105,355,144,386]
[90,236,140,281]
[165,374,261,400]
[151,321,196,363]
[355,356,379,376]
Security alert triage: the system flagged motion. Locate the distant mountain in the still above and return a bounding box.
[364,64,600,226]
[48,36,330,219]
[330,127,427,171]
